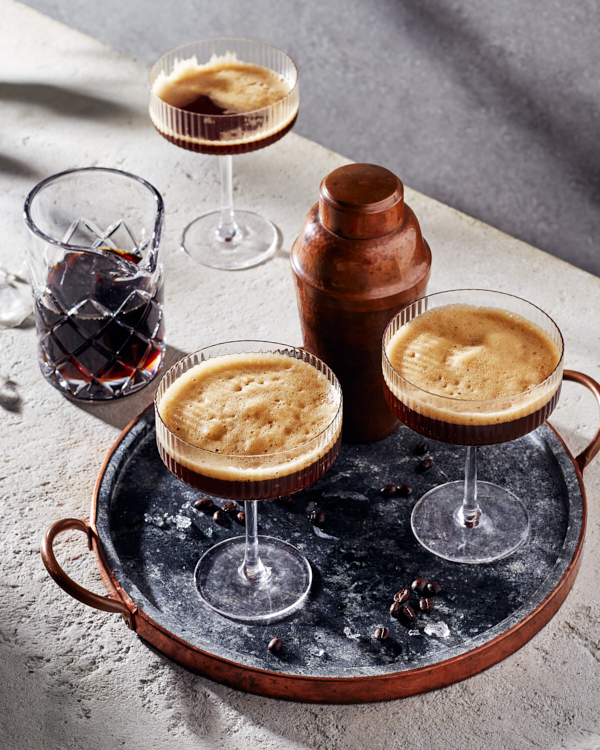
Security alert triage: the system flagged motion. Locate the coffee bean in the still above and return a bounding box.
[397,483,413,497]
[389,601,403,619]
[194,497,214,511]
[426,581,442,596]
[394,588,410,603]
[268,638,282,654]
[311,508,326,526]
[411,577,427,594]
[399,605,416,625]
[380,484,398,498]
[236,511,246,524]
[374,627,388,641]
[417,458,433,473]
[415,441,429,456]
[212,509,226,525]
[419,597,434,613]
[222,501,238,514]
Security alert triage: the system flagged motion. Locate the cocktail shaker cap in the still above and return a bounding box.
[319,163,404,240]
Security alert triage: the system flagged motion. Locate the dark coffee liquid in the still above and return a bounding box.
[157,434,342,501]
[153,113,297,156]
[179,94,230,116]
[383,384,561,446]
[35,252,165,399]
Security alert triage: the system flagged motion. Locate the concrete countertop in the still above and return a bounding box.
[1,1,599,747]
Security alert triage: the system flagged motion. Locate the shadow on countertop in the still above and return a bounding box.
[0,81,136,120]
[69,344,187,432]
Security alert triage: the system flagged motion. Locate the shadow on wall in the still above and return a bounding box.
[398,0,600,206]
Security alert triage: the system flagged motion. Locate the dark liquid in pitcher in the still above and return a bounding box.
[35,252,165,399]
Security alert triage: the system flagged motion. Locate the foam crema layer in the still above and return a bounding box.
[150,51,299,148]
[384,303,562,426]
[153,52,291,112]
[157,352,341,483]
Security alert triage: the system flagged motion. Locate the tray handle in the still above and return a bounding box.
[563,369,600,472]
[41,518,134,627]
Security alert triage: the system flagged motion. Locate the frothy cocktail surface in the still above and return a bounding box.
[151,52,298,151]
[385,304,561,425]
[157,352,340,482]
[153,52,292,113]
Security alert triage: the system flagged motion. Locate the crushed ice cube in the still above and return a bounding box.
[343,627,361,640]
[0,279,31,328]
[424,621,450,638]
[408,629,420,637]
[172,514,192,531]
[143,512,166,529]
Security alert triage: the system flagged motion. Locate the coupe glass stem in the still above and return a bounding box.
[239,499,270,583]
[460,445,482,527]
[217,155,239,242]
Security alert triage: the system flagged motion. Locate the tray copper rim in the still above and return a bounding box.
[87,370,594,702]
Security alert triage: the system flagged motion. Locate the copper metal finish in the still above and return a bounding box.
[39,370,597,704]
[319,163,405,240]
[290,163,431,442]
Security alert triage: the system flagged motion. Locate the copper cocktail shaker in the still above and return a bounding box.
[290,163,431,442]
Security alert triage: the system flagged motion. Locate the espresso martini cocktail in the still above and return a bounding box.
[155,342,342,622]
[149,39,299,270]
[150,50,298,154]
[382,290,564,564]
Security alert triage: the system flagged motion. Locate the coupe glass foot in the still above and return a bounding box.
[182,210,278,270]
[411,480,529,564]
[195,535,312,622]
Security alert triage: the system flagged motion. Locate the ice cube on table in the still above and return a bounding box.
[424,621,451,638]
[0,275,31,328]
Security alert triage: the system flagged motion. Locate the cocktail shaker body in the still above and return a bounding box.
[291,163,431,442]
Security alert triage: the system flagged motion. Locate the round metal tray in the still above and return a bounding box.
[42,371,600,703]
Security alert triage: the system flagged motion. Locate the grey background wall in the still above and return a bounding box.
[18,0,600,276]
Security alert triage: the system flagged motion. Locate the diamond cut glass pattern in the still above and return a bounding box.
[24,168,165,400]
[33,283,165,399]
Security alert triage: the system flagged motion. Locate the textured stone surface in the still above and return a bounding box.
[98,412,582,680]
[2,1,600,748]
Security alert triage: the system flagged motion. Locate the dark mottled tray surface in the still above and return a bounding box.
[95,409,582,679]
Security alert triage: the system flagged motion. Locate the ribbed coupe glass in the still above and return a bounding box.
[149,39,299,271]
[155,341,342,622]
[382,290,564,564]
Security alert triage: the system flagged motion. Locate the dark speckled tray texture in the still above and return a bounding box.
[95,407,583,682]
